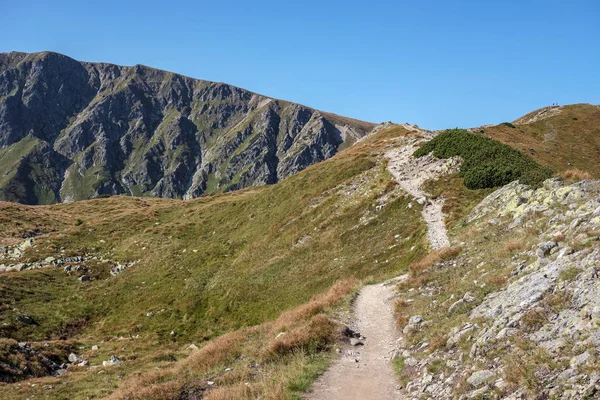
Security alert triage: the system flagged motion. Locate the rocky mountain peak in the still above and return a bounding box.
[0,51,375,204]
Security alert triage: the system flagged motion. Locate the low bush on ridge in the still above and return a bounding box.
[414,129,552,189]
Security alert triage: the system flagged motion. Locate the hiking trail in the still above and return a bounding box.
[385,136,457,250]
[307,136,455,399]
[306,280,405,399]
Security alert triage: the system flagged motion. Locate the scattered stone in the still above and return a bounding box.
[466,385,490,398]
[463,292,477,303]
[447,323,475,346]
[448,299,465,313]
[570,351,594,368]
[537,241,558,258]
[341,326,361,339]
[403,315,424,334]
[558,369,577,381]
[102,355,122,367]
[16,315,38,325]
[467,370,496,387]
[422,374,433,385]
[404,357,418,367]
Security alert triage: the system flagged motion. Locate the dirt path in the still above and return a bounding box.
[307,136,455,399]
[306,281,404,400]
[385,138,457,250]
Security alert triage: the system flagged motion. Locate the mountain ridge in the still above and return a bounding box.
[0,51,375,204]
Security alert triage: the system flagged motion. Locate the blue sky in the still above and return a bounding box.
[2,0,599,129]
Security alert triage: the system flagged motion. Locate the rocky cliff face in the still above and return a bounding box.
[0,51,374,204]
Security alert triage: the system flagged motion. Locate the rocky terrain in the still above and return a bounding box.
[0,51,374,204]
[393,178,600,399]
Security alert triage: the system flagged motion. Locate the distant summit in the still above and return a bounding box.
[0,51,374,204]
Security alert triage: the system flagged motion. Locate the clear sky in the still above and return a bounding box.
[2,0,599,129]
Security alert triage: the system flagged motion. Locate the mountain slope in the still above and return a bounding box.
[0,51,374,204]
[474,104,600,177]
[1,122,597,399]
[0,125,428,399]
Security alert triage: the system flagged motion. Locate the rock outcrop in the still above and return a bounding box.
[0,51,374,204]
[394,178,600,399]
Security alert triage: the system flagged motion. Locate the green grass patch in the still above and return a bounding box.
[287,353,329,396]
[423,174,493,230]
[558,266,582,282]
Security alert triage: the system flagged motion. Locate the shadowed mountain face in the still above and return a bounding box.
[0,51,374,204]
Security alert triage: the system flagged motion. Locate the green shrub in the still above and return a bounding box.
[414,129,552,189]
[501,122,516,128]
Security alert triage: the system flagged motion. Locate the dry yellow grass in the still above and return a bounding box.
[501,240,525,254]
[204,384,255,400]
[264,314,337,358]
[272,278,359,332]
[105,278,359,399]
[107,329,249,400]
[118,381,181,400]
[559,169,593,182]
[553,231,566,242]
[395,313,409,329]
[484,104,600,177]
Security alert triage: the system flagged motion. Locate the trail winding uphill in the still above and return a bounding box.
[307,135,456,399]
[385,136,458,250]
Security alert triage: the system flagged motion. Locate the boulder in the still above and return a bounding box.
[537,241,558,258]
[16,315,38,325]
[403,315,425,334]
[102,355,122,367]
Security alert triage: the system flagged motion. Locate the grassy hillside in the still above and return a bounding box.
[2,106,596,398]
[479,103,600,177]
[0,125,427,399]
